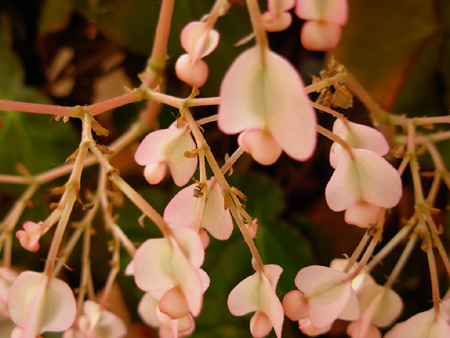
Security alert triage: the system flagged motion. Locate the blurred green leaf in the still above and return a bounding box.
[39,0,74,35]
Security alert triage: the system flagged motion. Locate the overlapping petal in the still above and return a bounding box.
[296,0,348,25]
[218,47,316,164]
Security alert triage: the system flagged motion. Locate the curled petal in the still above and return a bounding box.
[296,0,348,25]
[325,149,402,211]
[345,202,382,228]
[138,293,160,328]
[159,287,191,319]
[300,21,342,51]
[250,312,273,338]
[175,54,209,88]
[16,221,42,252]
[143,162,167,185]
[268,0,296,16]
[298,318,332,336]
[282,290,309,321]
[238,129,283,165]
[218,47,316,161]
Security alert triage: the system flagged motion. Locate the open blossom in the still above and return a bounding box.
[296,0,348,51]
[16,221,44,252]
[134,122,197,187]
[8,271,76,337]
[163,178,233,241]
[228,264,284,338]
[175,21,219,88]
[134,228,208,322]
[283,265,359,329]
[262,0,295,32]
[218,46,316,165]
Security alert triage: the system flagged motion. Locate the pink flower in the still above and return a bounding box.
[296,0,348,51]
[286,265,359,329]
[8,271,76,337]
[325,149,402,220]
[218,46,316,165]
[163,178,233,240]
[134,122,197,187]
[228,264,284,338]
[16,221,44,252]
[175,22,219,88]
[261,0,295,32]
[133,228,208,319]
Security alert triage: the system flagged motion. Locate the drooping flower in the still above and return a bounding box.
[134,122,197,187]
[63,300,127,338]
[325,148,402,225]
[218,46,316,165]
[16,221,44,252]
[285,265,359,329]
[261,0,296,32]
[228,264,284,338]
[175,21,219,88]
[163,178,233,241]
[133,228,208,320]
[295,0,348,51]
[8,271,76,337]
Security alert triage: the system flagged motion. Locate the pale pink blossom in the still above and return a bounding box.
[262,0,295,32]
[134,122,197,187]
[329,119,390,169]
[16,221,44,252]
[133,228,208,319]
[228,264,284,338]
[218,46,316,165]
[8,271,76,337]
[288,265,359,329]
[325,149,402,213]
[175,22,219,88]
[163,178,233,240]
[295,0,348,51]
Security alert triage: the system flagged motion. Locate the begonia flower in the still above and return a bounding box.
[218,46,316,165]
[0,267,18,315]
[8,271,76,337]
[288,265,359,329]
[329,119,390,169]
[384,306,450,338]
[134,228,208,319]
[296,0,348,51]
[16,221,44,252]
[347,283,402,338]
[228,264,284,338]
[262,0,295,32]
[325,149,402,213]
[163,178,233,240]
[175,21,219,88]
[134,122,197,187]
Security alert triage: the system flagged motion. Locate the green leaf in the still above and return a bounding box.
[227,172,284,220]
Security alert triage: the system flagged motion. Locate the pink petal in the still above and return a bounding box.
[298,318,332,336]
[159,287,191,319]
[294,266,355,328]
[347,321,382,338]
[296,0,348,25]
[8,271,76,335]
[326,149,402,211]
[138,293,160,327]
[300,21,342,51]
[262,12,293,32]
[171,228,205,269]
[385,310,450,338]
[175,54,209,88]
[135,125,197,187]
[330,119,390,169]
[337,287,359,321]
[218,47,316,162]
[164,179,233,240]
[238,129,283,165]
[250,312,273,338]
[345,202,382,228]
[143,162,167,185]
[180,22,219,61]
[283,290,309,321]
